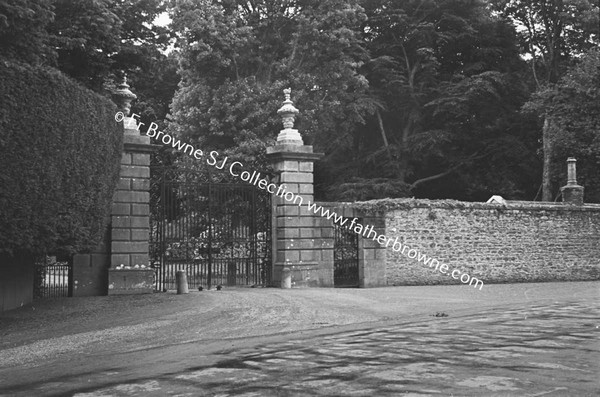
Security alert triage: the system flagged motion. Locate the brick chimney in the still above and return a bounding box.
[561,157,584,205]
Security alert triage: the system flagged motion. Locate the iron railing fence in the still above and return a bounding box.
[33,256,72,299]
[156,258,270,291]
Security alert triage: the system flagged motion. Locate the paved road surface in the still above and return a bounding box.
[0,282,599,396]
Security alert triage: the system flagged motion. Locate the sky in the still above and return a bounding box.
[154,12,172,27]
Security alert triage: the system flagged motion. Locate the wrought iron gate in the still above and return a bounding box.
[150,167,272,291]
[333,219,359,287]
[33,255,73,299]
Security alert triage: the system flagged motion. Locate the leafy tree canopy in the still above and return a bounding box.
[4,0,596,203]
[1,0,174,91]
[525,47,600,201]
[323,0,537,200]
[0,0,55,65]
[491,0,599,201]
[492,0,599,85]
[1,0,180,148]
[168,0,374,169]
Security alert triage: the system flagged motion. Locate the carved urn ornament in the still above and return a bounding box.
[112,74,137,116]
[276,88,303,145]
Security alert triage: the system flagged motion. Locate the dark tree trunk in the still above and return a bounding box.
[542,117,553,202]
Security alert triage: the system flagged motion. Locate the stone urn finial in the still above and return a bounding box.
[112,73,137,116]
[278,88,299,130]
[566,157,578,186]
[276,88,303,145]
[561,157,584,205]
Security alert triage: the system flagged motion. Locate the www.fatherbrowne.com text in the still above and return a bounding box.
[120,113,484,290]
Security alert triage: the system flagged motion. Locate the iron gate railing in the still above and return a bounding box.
[333,218,359,287]
[33,256,72,298]
[150,166,272,291]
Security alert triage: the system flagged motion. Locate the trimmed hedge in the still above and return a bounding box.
[0,59,123,256]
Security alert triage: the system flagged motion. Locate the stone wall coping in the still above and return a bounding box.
[316,198,600,214]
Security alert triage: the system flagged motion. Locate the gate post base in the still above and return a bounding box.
[274,262,320,287]
[108,268,154,295]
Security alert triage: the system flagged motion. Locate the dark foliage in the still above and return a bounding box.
[0,60,123,257]
[525,47,600,203]
[0,0,55,65]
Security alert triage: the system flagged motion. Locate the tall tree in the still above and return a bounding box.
[49,0,171,91]
[1,0,173,93]
[524,47,600,202]
[493,0,599,200]
[168,0,374,170]
[337,0,535,200]
[49,0,122,89]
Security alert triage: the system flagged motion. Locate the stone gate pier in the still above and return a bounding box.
[267,89,324,286]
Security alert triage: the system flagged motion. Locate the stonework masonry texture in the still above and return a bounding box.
[110,151,151,268]
[383,202,600,286]
[271,152,324,286]
[315,203,387,288]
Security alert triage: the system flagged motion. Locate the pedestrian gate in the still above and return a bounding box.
[150,167,272,291]
[333,219,359,287]
[33,256,73,299]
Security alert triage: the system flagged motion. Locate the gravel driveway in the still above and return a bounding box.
[1,281,597,371]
